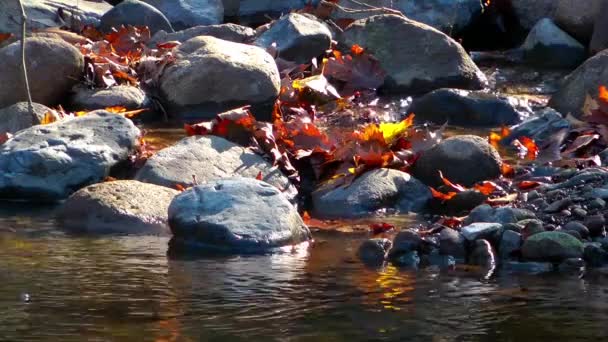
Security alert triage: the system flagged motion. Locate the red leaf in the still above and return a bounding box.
[351,44,365,55]
[518,181,541,190]
[501,163,515,177]
[370,222,395,235]
[430,187,457,201]
[256,171,263,180]
[513,136,538,160]
[439,170,466,192]
[473,181,497,196]
[0,32,13,44]
[0,132,12,145]
[323,51,386,92]
[156,41,181,49]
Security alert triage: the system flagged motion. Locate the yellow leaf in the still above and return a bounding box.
[40,111,57,125]
[379,114,414,144]
[105,106,127,113]
[74,111,88,117]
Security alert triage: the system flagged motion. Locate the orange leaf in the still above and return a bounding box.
[430,187,457,201]
[488,132,502,148]
[473,181,497,196]
[302,211,311,223]
[438,171,466,192]
[515,136,539,160]
[600,85,608,103]
[156,41,181,49]
[370,222,395,235]
[174,184,186,192]
[501,163,514,177]
[41,111,58,125]
[0,132,12,145]
[255,171,263,180]
[351,44,364,55]
[518,181,541,190]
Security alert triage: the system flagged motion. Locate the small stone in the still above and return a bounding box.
[557,258,586,274]
[439,228,466,259]
[391,250,420,269]
[573,208,588,218]
[562,221,590,239]
[527,190,541,201]
[545,198,573,213]
[499,230,522,260]
[503,223,523,233]
[358,238,392,267]
[522,231,585,262]
[584,215,606,237]
[461,222,503,242]
[465,205,536,225]
[388,229,422,259]
[562,229,583,241]
[584,243,608,267]
[561,209,572,217]
[521,219,545,237]
[588,198,606,210]
[422,252,456,269]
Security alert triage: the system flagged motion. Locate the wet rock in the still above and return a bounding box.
[510,0,556,30]
[544,197,573,213]
[99,0,173,34]
[501,108,570,149]
[439,228,466,259]
[0,0,111,34]
[590,0,608,54]
[0,37,83,108]
[563,229,582,241]
[135,135,296,201]
[413,135,501,187]
[0,102,51,135]
[159,36,280,121]
[465,204,536,225]
[562,221,590,239]
[503,223,523,233]
[470,239,496,267]
[584,243,608,267]
[554,0,602,44]
[142,0,223,30]
[557,257,586,274]
[358,238,392,267]
[0,111,140,201]
[69,85,149,111]
[584,215,606,237]
[311,168,431,219]
[168,178,311,253]
[504,261,553,274]
[342,14,486,94]
[461,222,502,242]
[440,190,487,215]
[521,219,546,237]
[254,13,332,63]
[522,231,584,262]
[389,229,422,256]
[499,230,522,260]
[149,23,256,46]
[58,180,178,235]
[422,253,456,269]
[588,198,606,210]
[391,250,420,269]
[408,88,527,127]
[521,18,586,68]
[548,50,608,119]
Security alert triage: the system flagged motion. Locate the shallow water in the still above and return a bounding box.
[2,207,608,341]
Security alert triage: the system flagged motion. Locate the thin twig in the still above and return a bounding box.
[17,0,34,115]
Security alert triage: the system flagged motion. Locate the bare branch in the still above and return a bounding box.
[17,0,34,116]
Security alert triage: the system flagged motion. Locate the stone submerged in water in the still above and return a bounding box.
[58,180,178,235]
[311,168,431,219]
[99,0,173,34]
[158,36,280,121]
[168,178,311,253]
[0,111,140,201]
[522,231,584,262]
[358,238,392,267]
[521,18,586,68]
[342,14,486,94]
[0,102,51,135]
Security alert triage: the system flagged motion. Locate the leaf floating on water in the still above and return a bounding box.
[369,222,395,235]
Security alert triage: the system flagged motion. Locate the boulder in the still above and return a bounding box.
[159,36,280,121]
[135,135,296,200]
[358,238,392,267]
[311,168,431,219]
[58,180,178,235]
[168,178,311,253]
[562,221,590,239]
[99,0,173,34]
[0,0,111,34]
[254,13,332,63]
[522,231,584,262]
[0,37,83,108]
[548,50,608,118]
[461,222,503,241]
[554,0,602,43]
[69,85,149,111]
[590,0,608,54]
[0,102,51,135]
[149,23,256,46]
[409,88,527,127]
[412,135,501,187]
[0,111,140,201]
[439,227,466,259]
[521,18,586,68]
[342,14,486,94]
[509,0,556,30]
[389,229,423,256]
[142,0,223,30]
[464,204,536,225]
[584,243,608,267]
[499,229,522,260]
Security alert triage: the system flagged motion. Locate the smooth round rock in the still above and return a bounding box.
[69,85,149,111]
[142,0,223,30]
[0,102,51,135]
[149,23,256,46]
[168,178,312,253]
[99,0,174,34]
[58,180,178,235]
[358,238,392,267]
[521,18,586,68]
[522,231,584,262]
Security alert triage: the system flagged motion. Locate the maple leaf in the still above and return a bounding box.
[323,49,386,93]
[513,136,538,160]
[370,222,395,235]
[439,170,467,192]
[430,187,457,202]
[292,74,341,100]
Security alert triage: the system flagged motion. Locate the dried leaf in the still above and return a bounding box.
[439,171,466,192]
[518,181,541,190]
[0,32,13,44]
[370,222,395,235]
[324,51,386,93]
[430,187,457,201]
[0,132,12,145]
[473,181,497,196]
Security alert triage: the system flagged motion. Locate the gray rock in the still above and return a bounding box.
[311,168,431,219]
[461,222,503,241]
[557,257,586,274]
[510,0,556,30]
[439,227,466,259]
[589,197,606,210]
[159,36,280,121]
[388,229,422,258]
[149,23,256,46]
[422,253,456,269]
[58,180,178,235]
[544,197,573,213]
[521,219,546,237]
[0,37,83,108]
[99,0,173,34]
[391,250,420,269]
[0,111,140,201]
[0,0,112,34]
[358,238,392,267]
[501,108,570,148]
[69,85,149,111]
[521,18,586,68]
[342,14,486,94]
[135,135,296,200]
[588,187,608,200]
[413,135,501,187]
[0,102,51,135]
[465,204,537,224]
[548,50,608,118]
[168,178,311,253]
[238,0,320,21]
[503,261,553,274]
[562,221,590,239]
[590,0,608,54]
[522,231,584,262]
[442,190,487,215]
[409,88,527,127]
[499,229,522,260]
[584,214,606,237]
[142,0,223,30]
[554,0,602,44]
[470,239,496,267]
[584,242,608,267]
[254,13,332,63]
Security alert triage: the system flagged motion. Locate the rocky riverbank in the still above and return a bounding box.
[1,0,608,276]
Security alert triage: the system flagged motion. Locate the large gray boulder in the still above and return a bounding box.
[142,0,223,30]
[99,0,174,34]
[590,1,608,54]
[0,111,140,201]
[149,23,256,46]
[342,14,486,94]
[408,88,527,127]
[413,135,502,187]
[135,135,296,200]
[0,37,83,108]
[311,168,431,219]
[254,13,332,63]
[510,0,556,30]
[554,0,602,43]
[521,18,586,68]
[522,231,584,262]
[0,102,51,135]
[159,36,280,121]
[58,180,178,235]
[548,50,608,118]
[168,178,312,253]
[0,0,111,34]
[69,85,149,111]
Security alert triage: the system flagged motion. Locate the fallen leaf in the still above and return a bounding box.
[518,181,541,190]
[513,136,538,160]
[370,222,394,235]
[255,171,263,180]
[0,32,13,44]
[351,44,365,55]
[0,132,12,144]
[501,163,515,177]
[473,181,497,196]
[439,171,466,192]
[156,41,181,49]
[324,51,386,93]
[430,187,457,201]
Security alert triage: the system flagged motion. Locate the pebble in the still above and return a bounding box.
[584,215,606,237]
[562,221,590,239]
[573,208,588,218]
[544,198,573,213]
[588,198,606,210]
